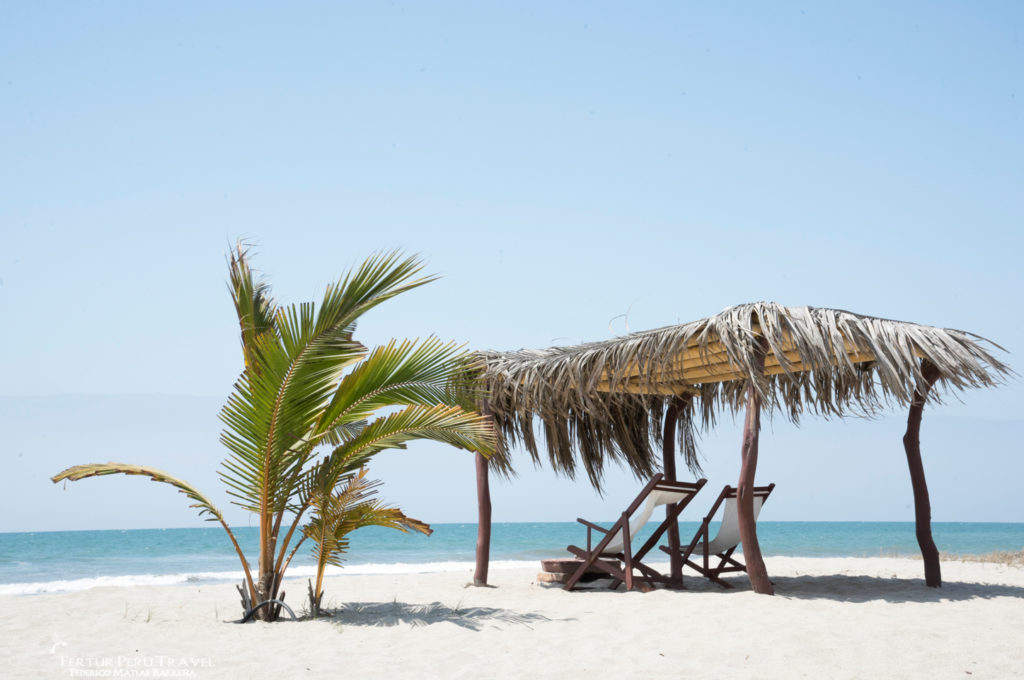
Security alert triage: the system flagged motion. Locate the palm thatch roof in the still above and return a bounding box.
[477,302,1010,489]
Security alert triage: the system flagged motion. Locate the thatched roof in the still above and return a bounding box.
[477,302,1010,489]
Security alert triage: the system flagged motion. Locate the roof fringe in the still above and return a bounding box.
[476,302,1011,490]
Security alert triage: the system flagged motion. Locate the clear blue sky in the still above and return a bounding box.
[2,2,1021,532]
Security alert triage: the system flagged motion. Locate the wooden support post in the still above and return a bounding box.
[738,337,773,595]
[473,399,494,587]
[621,511,633,592]
[473,449,492,586]
[662,397,686,586]
[903,359,942,587]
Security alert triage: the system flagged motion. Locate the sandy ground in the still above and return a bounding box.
[3,556,1023,679]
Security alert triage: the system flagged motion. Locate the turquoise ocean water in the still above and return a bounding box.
[2,522,1022,595]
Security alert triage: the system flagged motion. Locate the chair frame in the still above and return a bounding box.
[564,474,707,592]
[662,483,775,588]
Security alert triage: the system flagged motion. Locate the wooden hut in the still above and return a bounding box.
[472,302,1010,593]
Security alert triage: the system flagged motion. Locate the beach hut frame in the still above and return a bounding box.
[473,302,1010,593]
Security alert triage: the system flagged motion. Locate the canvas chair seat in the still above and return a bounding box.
[699,493,767,555]
[661,483,775,588]
[601,487,699,555]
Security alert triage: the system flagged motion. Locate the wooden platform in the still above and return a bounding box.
[538,558,618,584]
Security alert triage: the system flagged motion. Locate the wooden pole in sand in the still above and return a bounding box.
[473,450,492,586]
[737,336,773,595]
[473,401,493,587]
[662,396,688,586]
[903,359,942,587]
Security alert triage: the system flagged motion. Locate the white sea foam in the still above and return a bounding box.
[326,559,534,576]
[0,571,242,596]
[0,560,537,595]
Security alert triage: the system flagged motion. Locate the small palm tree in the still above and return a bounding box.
[52,245,494,620]
[303,467,430,618]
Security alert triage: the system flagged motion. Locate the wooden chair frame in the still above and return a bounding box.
[564,474,707,592]
[661,483,775,588]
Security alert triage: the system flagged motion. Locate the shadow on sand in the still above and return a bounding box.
[554,573,1024,604]
[769,574,1024,603]
[328,601,565,631]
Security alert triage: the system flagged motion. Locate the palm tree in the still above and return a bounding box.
[303,467,430,618]
[52,244,495,620]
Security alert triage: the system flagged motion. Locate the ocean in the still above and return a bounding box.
[2,522,1022,596]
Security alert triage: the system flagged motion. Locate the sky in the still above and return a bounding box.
[1,2,1022,533]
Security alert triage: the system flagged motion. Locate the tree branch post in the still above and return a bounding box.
[473,450,492,586]
[903,359,942,587]
[662,396,688,586]
[738,336,773,595]
[473,402,493,587]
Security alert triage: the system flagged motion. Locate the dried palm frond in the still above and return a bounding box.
[477,302,1010,491]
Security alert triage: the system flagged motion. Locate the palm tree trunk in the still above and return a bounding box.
[903,359,942,587]
[255,511,276,620]
[738,337,773,595]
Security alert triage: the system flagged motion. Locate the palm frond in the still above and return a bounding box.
[318,337,475,430]
[217,306,367,513]
[323,251,438,332]
[319,404,496,482]
[53,463,223,520]
[228,242,277,373]
[305,468,431,598]
[478,301,1012,490]
[51,463,257,596]
[217,251,440,514]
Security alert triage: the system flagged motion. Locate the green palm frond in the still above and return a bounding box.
[318,337,477,430]
[228,242,277,373]
[51,463,256,597]
[305,468,431,599]
[308,503,430,569]
[53,463,223,520]
[323,251,438,332]
[217,307,367,512]
[217,251,442,515]
[318,404,496,485]
[320,420,367,447]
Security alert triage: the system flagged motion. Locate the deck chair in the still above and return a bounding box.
[661,483,775,588]
[564,474,707,592]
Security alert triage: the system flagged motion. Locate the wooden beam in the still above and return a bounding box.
[595,338,881,392]
[593,379,700,396]
[594,348,875,392]
[597,330,879,377]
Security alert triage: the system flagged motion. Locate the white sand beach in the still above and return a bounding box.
[4,556,1023,679]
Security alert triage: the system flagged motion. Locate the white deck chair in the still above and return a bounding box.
[661,483,775,588]
[564,474,707,592]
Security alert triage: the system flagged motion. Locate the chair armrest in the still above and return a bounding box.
[576,518,610,534]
